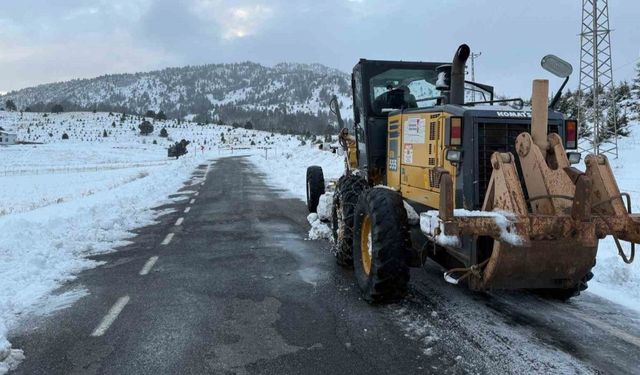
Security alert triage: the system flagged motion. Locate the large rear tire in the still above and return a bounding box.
[331,174,367,267]
[352,188,411,303]
[306,166,325,213]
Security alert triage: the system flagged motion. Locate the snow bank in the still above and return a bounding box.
[316,193,333,222]
[307,213,332,240]
[585,126,640,312]
[249,141,344,201]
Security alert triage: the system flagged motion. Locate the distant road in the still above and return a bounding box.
[9,157,640,374]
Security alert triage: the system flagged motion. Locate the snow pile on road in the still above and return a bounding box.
[0,332,24,375]
[306,193,334,240]
[316,193,334,221]
[307,213,332,240]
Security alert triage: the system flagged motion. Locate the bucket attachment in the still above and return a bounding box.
[421,80,640,291]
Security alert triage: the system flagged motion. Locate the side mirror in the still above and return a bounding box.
[329,97,339,115]
[541,55,573,78]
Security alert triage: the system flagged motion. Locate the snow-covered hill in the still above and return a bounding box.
[0,62,352,134]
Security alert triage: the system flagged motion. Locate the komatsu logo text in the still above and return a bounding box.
[496,111,532,118]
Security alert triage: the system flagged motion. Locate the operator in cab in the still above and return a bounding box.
[373,84,417,113]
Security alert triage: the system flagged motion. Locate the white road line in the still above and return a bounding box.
[190,198,196,204]
[91,296,130,337]
[194,191,199,196]
[184,206,191,213]
[139,256,159,275]
[161,233,174,246]
[175,217,184,226]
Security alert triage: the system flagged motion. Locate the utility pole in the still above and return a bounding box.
[578,0,617,157]
[470,52,482,102]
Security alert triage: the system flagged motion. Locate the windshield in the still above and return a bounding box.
[369,68,494,115]
[369,68,440,116]
[465,82,491,102]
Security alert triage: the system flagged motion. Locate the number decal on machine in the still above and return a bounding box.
[403,144,414,164]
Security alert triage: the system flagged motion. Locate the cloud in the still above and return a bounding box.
[0,0,639,96]
[0,31,176,91]
[190,1,274,41]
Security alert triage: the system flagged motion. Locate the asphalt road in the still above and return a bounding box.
[9,156,640,374]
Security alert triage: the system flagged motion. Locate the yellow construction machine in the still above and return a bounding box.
[306,44,639,303]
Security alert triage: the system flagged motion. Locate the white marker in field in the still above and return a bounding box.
[91,296,130,337]
[184,207,191,213]
[190,199,196,204]
[175,217,184,226]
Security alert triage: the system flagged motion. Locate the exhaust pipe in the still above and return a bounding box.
[450,44,471,105]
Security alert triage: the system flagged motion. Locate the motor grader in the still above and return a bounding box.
[306,44,640,303]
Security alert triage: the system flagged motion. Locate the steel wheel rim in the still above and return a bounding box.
[360,214,372,275]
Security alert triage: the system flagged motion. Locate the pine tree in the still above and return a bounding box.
[5,99,17,111]
[632,61,640,120]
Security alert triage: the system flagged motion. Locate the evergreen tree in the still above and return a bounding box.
[138,120,154,135]
[5,99,17,111]
[159,127,169,137]
[103,129,108,137]
[156,111,167,120]
[632,61,640,119]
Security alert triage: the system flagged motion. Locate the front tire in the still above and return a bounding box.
[352,188,411,303]
[331,174,367,267]
[306,166,325,213]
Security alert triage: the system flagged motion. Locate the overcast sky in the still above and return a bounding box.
[0,0,638,97]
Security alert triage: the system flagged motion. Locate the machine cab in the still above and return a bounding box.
[351,59,494,185]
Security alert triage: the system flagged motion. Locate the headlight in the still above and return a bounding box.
[567,151,581,165]
[446,149,462,163]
